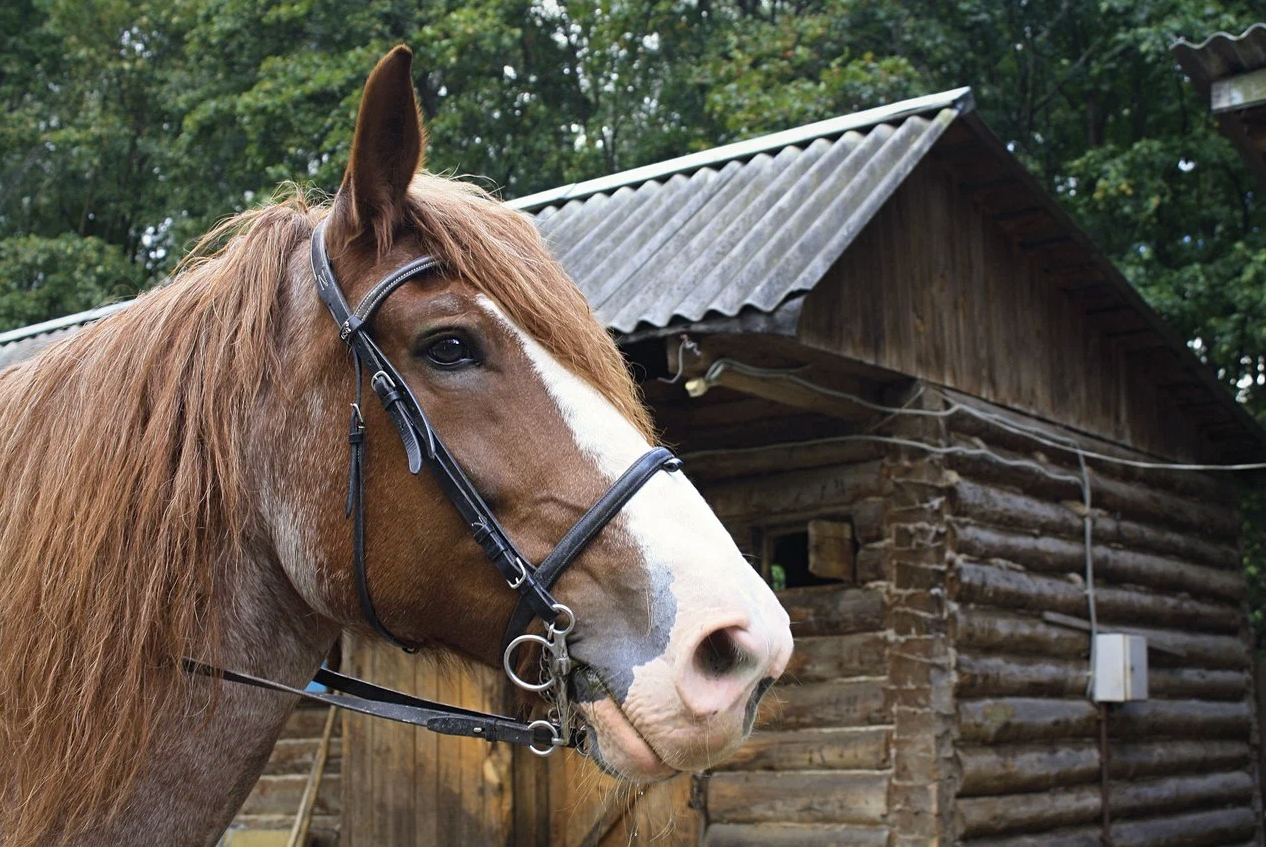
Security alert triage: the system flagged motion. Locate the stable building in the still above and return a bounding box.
[2,87,1261,847]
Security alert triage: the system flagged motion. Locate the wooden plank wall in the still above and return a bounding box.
[340,643,515,847]
[688,441,897,846]
[940,393,1263,846]
[796,156,1211,463]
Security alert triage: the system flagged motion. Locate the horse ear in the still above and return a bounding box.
[328,45,426,252]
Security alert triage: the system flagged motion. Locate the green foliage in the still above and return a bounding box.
[6,0,1266,632]
[0,234,141,327]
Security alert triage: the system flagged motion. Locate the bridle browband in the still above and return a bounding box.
[188,218,681,755]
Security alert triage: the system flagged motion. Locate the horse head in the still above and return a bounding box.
[266,46,793,780]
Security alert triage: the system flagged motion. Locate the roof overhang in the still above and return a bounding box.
[1173,25,1266,190]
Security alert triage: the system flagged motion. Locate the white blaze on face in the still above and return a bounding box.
[479,297,792,775]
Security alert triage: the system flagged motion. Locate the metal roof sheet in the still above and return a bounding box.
[1172,24,1266,99]
[524,99,966,333]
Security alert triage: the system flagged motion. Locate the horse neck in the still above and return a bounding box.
[80,546,340,847]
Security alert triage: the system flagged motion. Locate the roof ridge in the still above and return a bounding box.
[1172,22,1266,52]
[508,87,975,212]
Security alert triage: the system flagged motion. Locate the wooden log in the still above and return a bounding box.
[951,559,1241,633]
[715,727,889,772]
[960,827,1099,847]
[951,516,1240,574]
[685,440,885,483]
[957,771,1257,839]
[956,652,1087,698]
[1110,770,1254,817]
[851,497,887,544]
[706,771,888,825]
[706,461,886,521]
[959,742,1099,796]
[758,679,889,730]
[1107,698,1251,739]
[704,822,889,847]
[1110,807,1257,847]
[948,516,1244,602]
[951,479,1086,540]
[957,784,1100,837]
[958,698,1097,744]
[958,739,1252,797]
[945,439,1240,537]
[779,586,885,637]
[1148,668,1250,700]
[784,633,888,682]
[957,651,1249,700]
[1028,616,1248,670]
[944,402,1236,506]
[1091,513,1241,571]
[1108,739,1250,780]
[951,607,1089,659]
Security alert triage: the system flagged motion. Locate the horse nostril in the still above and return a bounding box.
[694,626,750,679]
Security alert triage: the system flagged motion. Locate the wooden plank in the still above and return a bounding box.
[1213,67,1266,113]
[706,771,888,824]
[412,654,439,847]
[372,644,416,845]
[714,727,890,772]
[808,519,855,581]
[341,638,370,847]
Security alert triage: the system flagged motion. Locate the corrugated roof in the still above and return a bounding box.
[1172,24,1266,189]
[1172,24,1266,100]
[524,101,965,334]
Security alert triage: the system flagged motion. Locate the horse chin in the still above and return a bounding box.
[574,696,678,783]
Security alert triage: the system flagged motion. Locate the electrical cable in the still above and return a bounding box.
[683,356,1259,702]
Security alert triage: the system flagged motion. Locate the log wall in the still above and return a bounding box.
[940,392,1263,847]
[689,440,896,847]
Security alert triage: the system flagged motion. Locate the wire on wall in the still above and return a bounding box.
[682,357,1263,700]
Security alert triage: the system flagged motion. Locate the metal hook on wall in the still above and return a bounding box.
[658,334,701,385]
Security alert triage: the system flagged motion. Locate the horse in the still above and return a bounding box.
[0,46,792,847]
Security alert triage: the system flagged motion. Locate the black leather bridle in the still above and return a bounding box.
[188,219,681,755]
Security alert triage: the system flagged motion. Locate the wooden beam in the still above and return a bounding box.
[1213,67,1266,113]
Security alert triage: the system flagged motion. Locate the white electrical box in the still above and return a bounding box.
[1092,633,1148,702]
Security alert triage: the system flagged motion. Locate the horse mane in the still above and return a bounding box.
[0,175,649,846]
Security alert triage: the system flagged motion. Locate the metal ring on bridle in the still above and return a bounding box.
[527,719,566,756]
[502,633,555,692]
[547,603,575,636]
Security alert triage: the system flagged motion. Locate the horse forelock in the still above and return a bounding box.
[0,173,650,846]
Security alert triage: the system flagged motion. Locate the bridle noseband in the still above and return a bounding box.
[188,219,681,756]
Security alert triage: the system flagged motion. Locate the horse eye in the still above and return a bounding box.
[426,336,475,368]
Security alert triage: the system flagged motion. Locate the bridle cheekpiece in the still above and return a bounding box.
[187,218,681,756]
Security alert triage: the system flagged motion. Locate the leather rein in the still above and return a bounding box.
[186,220,680,756]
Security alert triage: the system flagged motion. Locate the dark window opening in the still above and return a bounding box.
[766,529,837,591]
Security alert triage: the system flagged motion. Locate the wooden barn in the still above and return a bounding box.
[2,88,1263,847]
